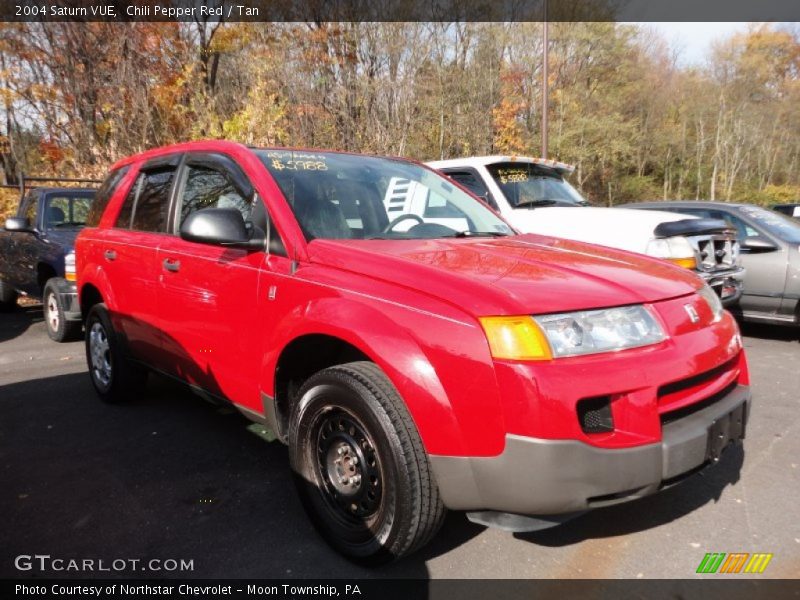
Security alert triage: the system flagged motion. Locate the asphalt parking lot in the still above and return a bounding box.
[1,304,799,580]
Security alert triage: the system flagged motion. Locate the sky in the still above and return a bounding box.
[642,22,751,65]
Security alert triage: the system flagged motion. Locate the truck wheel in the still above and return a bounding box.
[0,279,17,312]
[288,361,445,565]
[43,279,81,342]
[85,303,146,403]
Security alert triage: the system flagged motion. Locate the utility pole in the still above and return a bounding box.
[541,0,549,159]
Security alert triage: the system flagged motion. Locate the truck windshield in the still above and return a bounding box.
[486,162,589,208]
[45,192,95,229]
[257,150,513,240]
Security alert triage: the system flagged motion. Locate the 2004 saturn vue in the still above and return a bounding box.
[75,141,751,564]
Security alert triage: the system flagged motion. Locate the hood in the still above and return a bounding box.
[507,206,692,253]
[306,234,702,317]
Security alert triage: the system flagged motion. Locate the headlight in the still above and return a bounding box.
[480,305,666,360]
[646,236,697,269]
[533,305,666,358]
[698,284,724,322]
[64,251,76,282]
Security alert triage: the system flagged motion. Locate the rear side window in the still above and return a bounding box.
[132,168,175,232]
[86,166,130,227]
[114,166,176,233]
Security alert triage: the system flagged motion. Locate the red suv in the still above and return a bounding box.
[76,141,750,564]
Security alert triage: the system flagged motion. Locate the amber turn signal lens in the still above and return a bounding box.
[667,257,697,269]
[479,316,553,361]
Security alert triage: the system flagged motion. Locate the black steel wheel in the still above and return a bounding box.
[288,361,445,565]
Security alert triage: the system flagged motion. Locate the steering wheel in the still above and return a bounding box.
[382,213,425,234]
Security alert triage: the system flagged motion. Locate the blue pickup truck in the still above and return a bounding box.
[0,186,97,341]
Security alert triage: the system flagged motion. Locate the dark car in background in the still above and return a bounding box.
[0,186,97,340]
[624,201,800,327]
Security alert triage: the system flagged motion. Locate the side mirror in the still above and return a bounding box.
[741,236,778,253]
[4,217,33,232]
[180,208,265,249]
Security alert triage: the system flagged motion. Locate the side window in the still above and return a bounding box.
[708,210,760,240]
[114,173,142,229]
[131,168,175,233]
[446,170,497,210]
[179,164,250,227]
[24,194,38,226]
[86,166,130,227]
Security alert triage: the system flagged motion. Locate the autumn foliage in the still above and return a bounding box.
[0,21,798,214]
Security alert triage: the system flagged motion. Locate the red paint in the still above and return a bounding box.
[77,140,749,457]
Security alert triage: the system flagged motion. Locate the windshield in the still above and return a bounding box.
[45,192,95,229]
[486,162,589,208]
[257,150,513,240]
[738,205,800,244]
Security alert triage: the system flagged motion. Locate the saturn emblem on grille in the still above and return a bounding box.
[684,304,700,323]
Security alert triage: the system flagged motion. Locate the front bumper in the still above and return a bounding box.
[50,277,81,321]
[698,267,745,307]
[429,384,750,516]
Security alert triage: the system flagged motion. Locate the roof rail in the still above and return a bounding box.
[0,173,103,201]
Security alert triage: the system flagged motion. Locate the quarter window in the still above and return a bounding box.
[86,166,130,227]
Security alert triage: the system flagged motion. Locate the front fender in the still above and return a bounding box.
[262,296,506,456]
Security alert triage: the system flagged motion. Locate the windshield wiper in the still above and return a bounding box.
[514,199,558,208]
[450,230,511,238]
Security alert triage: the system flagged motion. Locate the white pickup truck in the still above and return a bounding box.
[427,156,744,305]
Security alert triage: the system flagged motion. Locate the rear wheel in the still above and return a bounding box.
[0,279,17,312]
[288,361,445,565]
[43,279,81,342]
[85,303,146,402]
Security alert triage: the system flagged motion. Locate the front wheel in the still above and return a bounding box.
[85,303,146,403]
[43,279,81,342]
[288,361,445,565]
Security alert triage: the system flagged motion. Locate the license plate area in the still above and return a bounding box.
[706,402,747,462]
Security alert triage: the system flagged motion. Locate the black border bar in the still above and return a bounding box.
[5,579,800,600]
[3,0,800,22]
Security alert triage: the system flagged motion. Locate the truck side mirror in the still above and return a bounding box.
[4,217,33,232]
[740,236,777,253]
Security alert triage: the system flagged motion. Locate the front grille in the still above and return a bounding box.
[660,380,738,426]
[690,235,737,272]
[658,355,738,400]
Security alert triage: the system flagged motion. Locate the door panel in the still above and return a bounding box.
[157,239,265,406]
[98,228,164,360]
[157,154,271,409]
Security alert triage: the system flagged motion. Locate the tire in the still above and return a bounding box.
[288,361,445,565]
[43,279,81,342]
[85,303,146,403]
[0,279,17,312]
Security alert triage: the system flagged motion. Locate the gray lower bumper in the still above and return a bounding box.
[50,277,81,321]
[429,385,750,516]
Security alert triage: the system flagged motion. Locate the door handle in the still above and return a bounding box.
[162,258,180,272]
[104,249,117,261]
